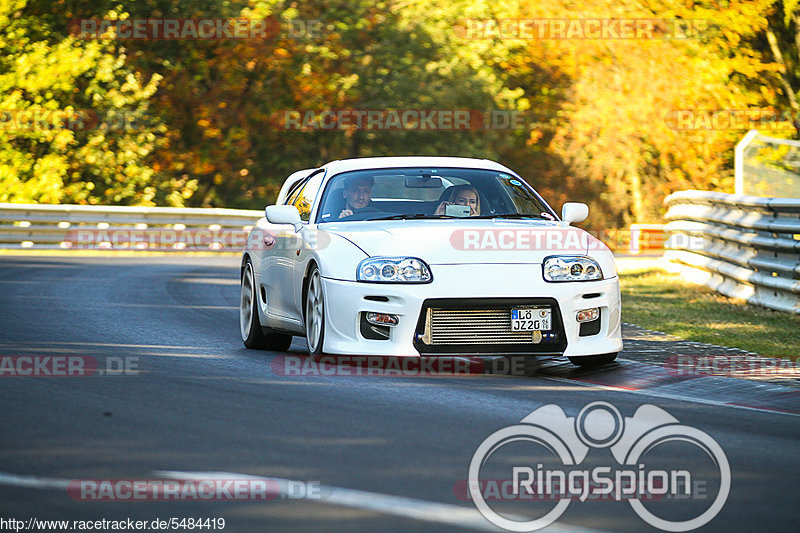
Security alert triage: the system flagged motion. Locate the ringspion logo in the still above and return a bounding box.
[468,402,729,531]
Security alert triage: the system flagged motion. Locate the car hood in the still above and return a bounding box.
[319,219,606,264]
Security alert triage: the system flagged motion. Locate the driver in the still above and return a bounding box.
[339,175,374,218]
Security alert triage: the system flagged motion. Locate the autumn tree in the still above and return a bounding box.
[0,0,193,205]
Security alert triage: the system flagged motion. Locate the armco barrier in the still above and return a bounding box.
[0,203,263,251]
[2,202,666,256]
[663,190,800,314]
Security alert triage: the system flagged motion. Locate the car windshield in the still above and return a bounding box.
[315,167,557,223]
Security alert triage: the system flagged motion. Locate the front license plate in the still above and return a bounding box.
[511,308,552,332]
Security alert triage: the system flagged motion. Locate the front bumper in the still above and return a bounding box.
[321,263,622,357]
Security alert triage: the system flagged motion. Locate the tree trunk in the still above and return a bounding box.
[628,161,643,223]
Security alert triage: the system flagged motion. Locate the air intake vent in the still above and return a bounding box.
[414,298,566,354]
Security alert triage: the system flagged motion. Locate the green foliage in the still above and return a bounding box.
[0,0,194,205]
[1,0,795,222]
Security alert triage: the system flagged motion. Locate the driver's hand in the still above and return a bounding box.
[338,209,353,218]
[434,202,450,215]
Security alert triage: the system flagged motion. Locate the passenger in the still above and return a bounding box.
[435,185,481,216]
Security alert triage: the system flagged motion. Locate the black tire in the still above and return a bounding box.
[304,265,325,355]
[568,352,618,367]
[240,258,293,351]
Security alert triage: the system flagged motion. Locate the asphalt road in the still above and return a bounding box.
[0,255,798,532]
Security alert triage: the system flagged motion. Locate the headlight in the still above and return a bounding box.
[543,256,603,282]
[357,257,432,283]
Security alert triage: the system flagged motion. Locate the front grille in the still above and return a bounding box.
[426,308,545,344]
[414,298,567,354]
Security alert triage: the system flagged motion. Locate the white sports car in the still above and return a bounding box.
[240,156,622,367]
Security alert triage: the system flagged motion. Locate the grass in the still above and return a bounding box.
[618,258,800,358]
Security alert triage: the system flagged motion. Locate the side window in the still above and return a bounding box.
[317,182,345,222]
[285,184,303,207]
[292,173,324,222]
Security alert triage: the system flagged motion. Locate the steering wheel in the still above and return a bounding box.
[336,206,386,221]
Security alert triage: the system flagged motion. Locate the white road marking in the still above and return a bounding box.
[0,468,610,532]
[156,470,502,531]
[544,375,800,418]
[0,469,606,532]
[0,471,69,489]
[156,470,605,533]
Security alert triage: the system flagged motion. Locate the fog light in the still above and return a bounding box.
[576,307,599,323]
[366,312,399,326]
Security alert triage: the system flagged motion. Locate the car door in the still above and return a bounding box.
[261,180,306,320]
[290,172,325,320]
[260,171,324,322]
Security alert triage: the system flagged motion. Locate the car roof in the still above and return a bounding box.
[319,156,517,177]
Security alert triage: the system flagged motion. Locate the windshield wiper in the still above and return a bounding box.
[370,213,553,221]
[370,213,459,220]
[471,213,550,219]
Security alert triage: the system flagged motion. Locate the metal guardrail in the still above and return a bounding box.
[663,190,800,314]
[0,203,263,251]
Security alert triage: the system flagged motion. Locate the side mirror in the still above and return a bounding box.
[561,202,589,227]
[265,205,302,232]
